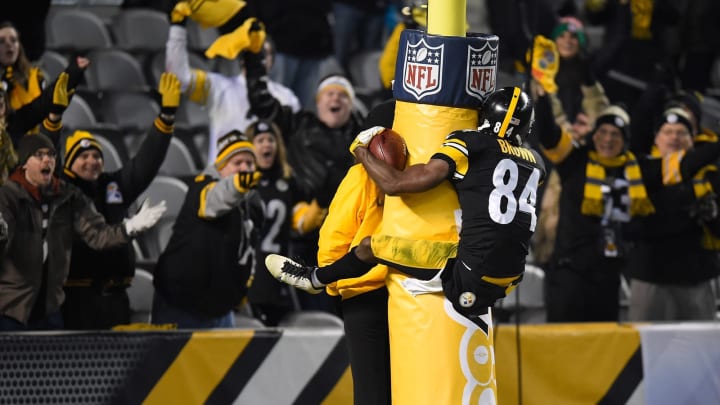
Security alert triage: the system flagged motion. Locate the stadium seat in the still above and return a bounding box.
[127,268,155,323]
[701,95,720,133]
[712,57,720,90]
[63,94,99,129]
[111,8,169,54]
[584,25,606,53]
[84,49,150,93]
[125,128,205,173]
[38,50,68,81]
[173,129,208,169]
[45,8,113,53]
[193,132,210,168]
[132,239,146,262]
[233,312,266,329]
[158,137,198,177]
[496,70,525,88]
[147,51,212,88]
[134,175,188,220]
[98,91,160,133]
[347,50,382,92]
[714,276,720,320]
[318,57,345,82]
[176,95,210,131]
[93,134,124,172]
[85,126,131,160]
[133,175,189,261]
[497,264,546,324]
[278,311,344,328]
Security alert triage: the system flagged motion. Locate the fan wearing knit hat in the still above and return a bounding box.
[63,130,104,181]
[15,133,57,189]
[244,119,288,176]
[150,127,264,329]
[590,105,630,157]
[551,16,587,57]
[626,105,720,323]
[546,16,609,148]
[214,129,258,178]
[533,90,656,323]
[59,72,181,331]
[582,104,654,217]
[315,74,356,130]
[652,107,695,157]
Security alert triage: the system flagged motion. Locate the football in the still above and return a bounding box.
[368,128,408,170]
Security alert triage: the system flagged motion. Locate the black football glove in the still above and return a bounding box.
[236,171,262,192]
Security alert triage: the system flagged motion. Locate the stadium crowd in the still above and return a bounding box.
[0,0,718,331]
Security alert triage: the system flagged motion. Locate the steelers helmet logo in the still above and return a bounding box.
[459,291,476,308]
[80,139,92,148]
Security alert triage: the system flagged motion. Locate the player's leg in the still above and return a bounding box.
[342,286,391,405]
[265,237,377,293]
[440,258,522,328]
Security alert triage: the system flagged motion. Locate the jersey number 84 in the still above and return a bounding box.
[488,158,541,232]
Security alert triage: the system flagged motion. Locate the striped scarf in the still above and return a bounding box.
[582,150,655,217]
[692,165,720,250]
[648,144,720,250]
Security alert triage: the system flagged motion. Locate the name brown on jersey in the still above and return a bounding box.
[496,139,537,164]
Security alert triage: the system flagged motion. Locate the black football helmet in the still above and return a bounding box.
[479,86,534,146]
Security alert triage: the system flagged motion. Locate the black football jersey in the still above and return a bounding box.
[247,172,307,305]
[432,130,547,277]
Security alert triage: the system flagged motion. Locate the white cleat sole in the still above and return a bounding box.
[265,254,322,294]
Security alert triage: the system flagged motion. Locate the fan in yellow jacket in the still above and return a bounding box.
[319,164,386,300]
[267,99,396,403]
[317,163,390,405]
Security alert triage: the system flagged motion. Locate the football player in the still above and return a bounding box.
[266,86,546,325]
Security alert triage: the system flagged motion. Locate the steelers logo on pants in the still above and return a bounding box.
[460,291,476,308]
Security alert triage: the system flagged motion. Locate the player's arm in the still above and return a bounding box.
[354,146,448,195]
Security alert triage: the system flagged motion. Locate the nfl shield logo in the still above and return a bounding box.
[402,38,443,100]
[466,42,497,101]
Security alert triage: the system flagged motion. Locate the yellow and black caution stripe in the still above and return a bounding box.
[112,329,351,404]
[597,347,643,405]
[3,323,718,404]
[205,330,284,403]
[495,323,642,404]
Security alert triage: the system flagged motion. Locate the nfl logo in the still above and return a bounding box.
[402,38,443,100]
[466,42,497,101]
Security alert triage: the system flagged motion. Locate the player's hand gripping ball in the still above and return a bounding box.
[368,128,408,170]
